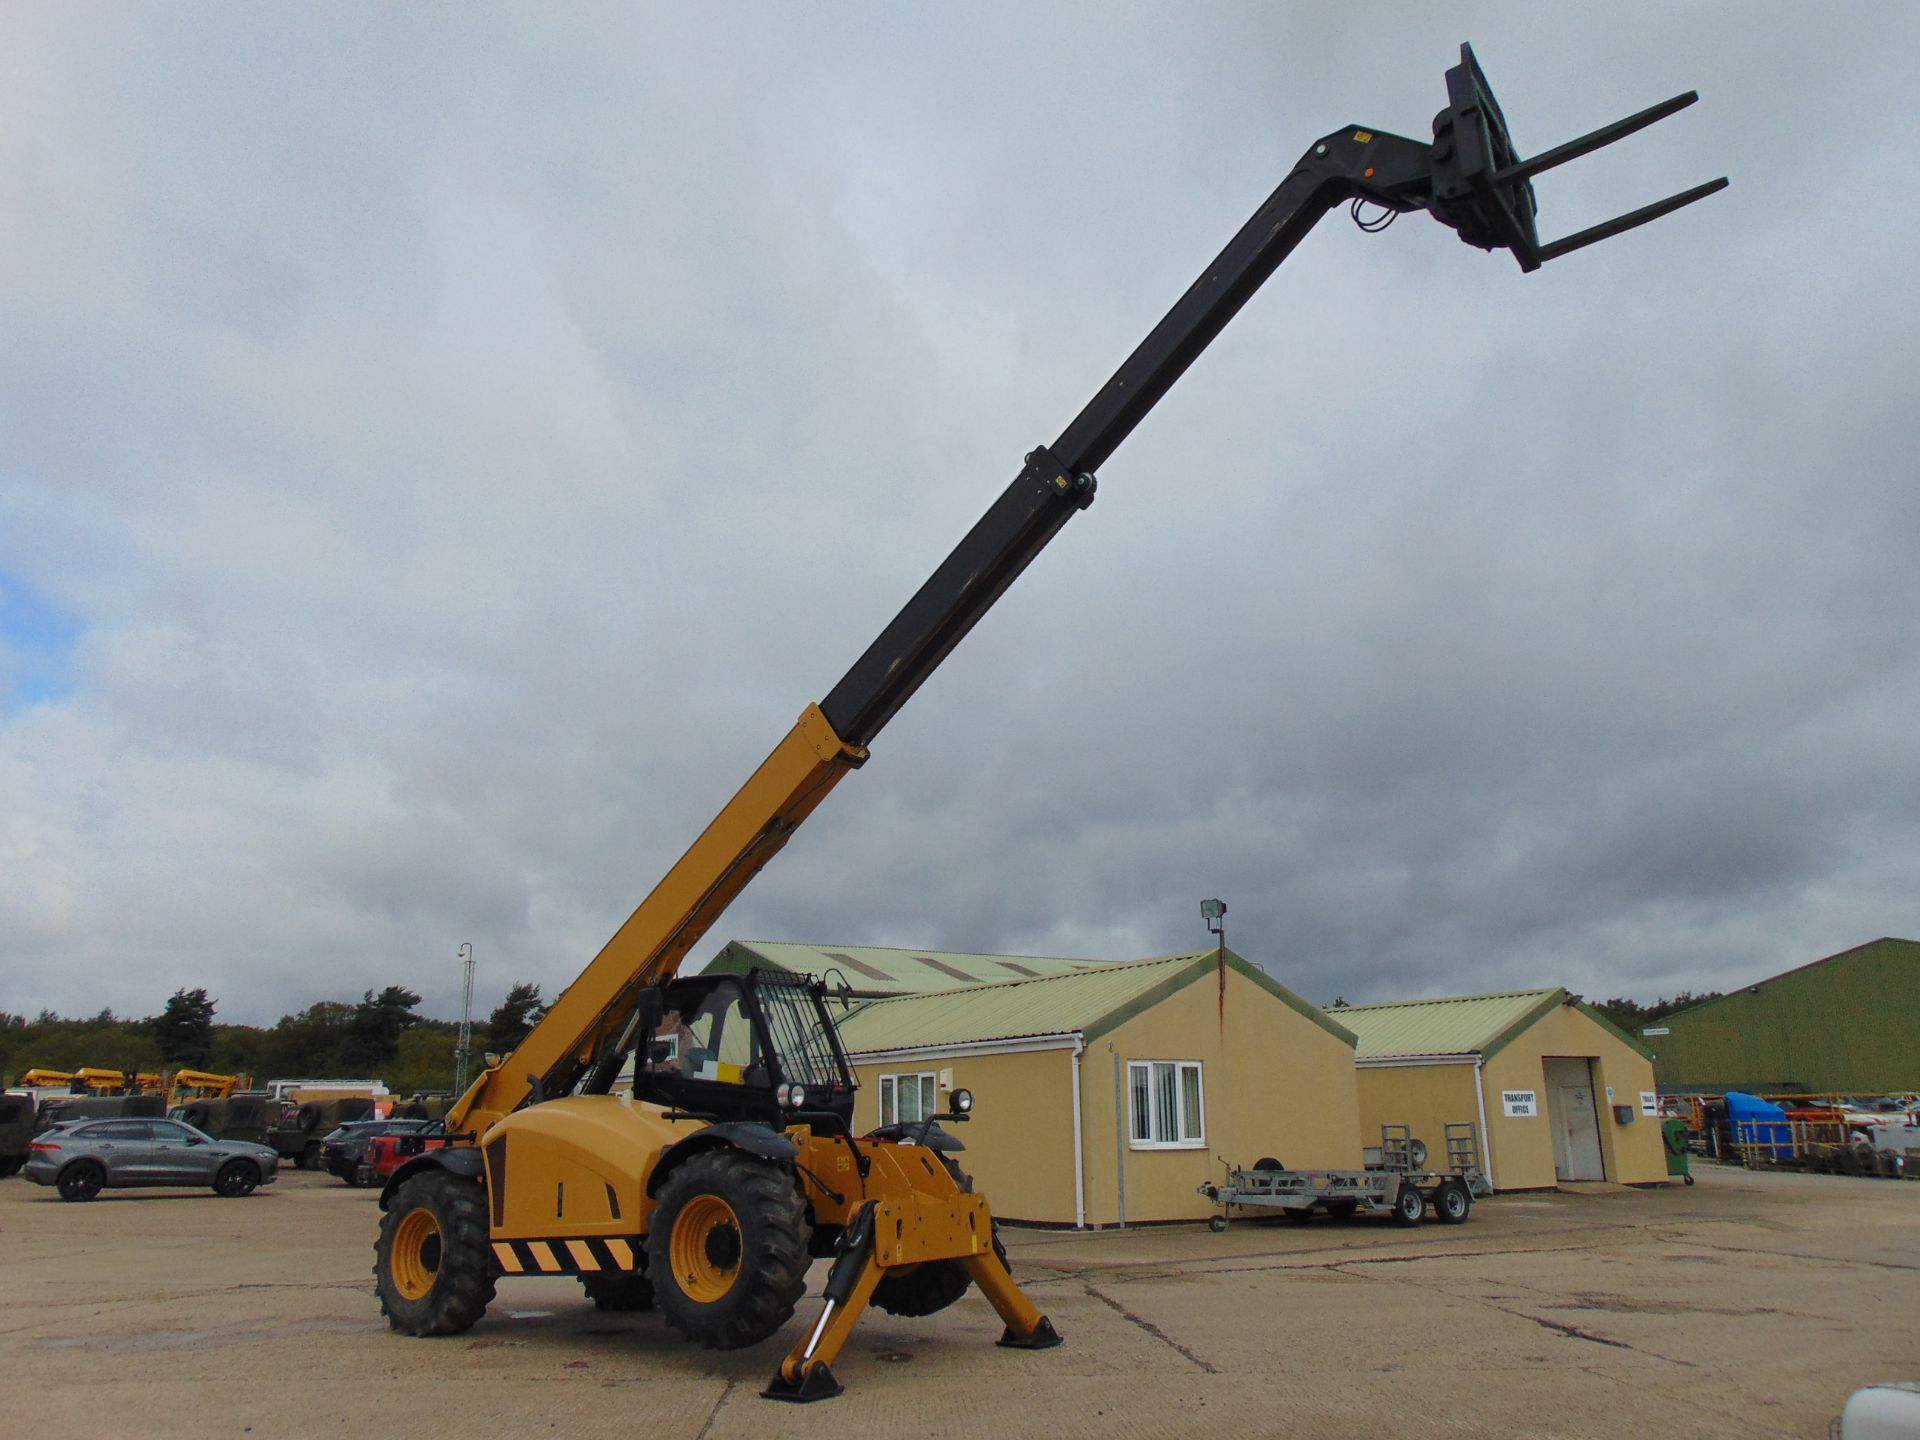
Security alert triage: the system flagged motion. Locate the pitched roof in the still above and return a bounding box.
[702,940,1114,997]
[1332,988,1565,1061]
[830,949,1357,1054]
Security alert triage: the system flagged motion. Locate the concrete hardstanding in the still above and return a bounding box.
[1648,936,1920,1094]
[0,1165,1912,1439]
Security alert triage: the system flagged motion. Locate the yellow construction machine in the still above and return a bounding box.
[167,1070,247,1106]
[70,1067,164,1095]
[371,45,1721,1400]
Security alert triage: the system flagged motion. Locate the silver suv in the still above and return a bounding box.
[24,1118,280,1201]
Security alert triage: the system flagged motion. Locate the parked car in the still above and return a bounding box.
[24,1118,279,1201]
[268,1096,378,1171]
[359,1122,454,1186]
[320,1119,430,1185]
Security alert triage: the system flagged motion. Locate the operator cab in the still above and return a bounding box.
[628,970,856,1129]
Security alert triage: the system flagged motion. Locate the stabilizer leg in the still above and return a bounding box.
[763,1202,884,1402]
[963,1248,1063,1350]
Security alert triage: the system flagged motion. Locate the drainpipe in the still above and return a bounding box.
[1070,1037,1086,1230]
[1473,1056,1498,1190]
[1111,1043,1127,1229]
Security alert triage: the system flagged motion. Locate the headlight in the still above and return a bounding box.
[780,1083,806,1110]
[950,1088,974,1115]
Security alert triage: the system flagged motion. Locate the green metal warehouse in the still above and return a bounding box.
[1644,937,1919,1095]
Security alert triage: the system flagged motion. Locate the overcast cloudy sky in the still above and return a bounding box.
[3,5,1914,1027]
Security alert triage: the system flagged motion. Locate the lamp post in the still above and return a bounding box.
[454,943,475,1097]
[1201,898,1226,1000]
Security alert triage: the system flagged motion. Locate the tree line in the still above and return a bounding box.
[1590,991,1723,1032]
[1,981,549,1096]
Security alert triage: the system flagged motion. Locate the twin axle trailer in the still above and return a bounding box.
[1202,1125,1494,1231]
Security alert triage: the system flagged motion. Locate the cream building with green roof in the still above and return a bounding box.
[704,942,1363,1226]
[1336,988,1667,1191]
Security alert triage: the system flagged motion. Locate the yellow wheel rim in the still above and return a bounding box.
[670,1195,742,1303]
[391,1208,443,1302]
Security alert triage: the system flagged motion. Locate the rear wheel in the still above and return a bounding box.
[0,1156,24,1178]
[873,1260,972,1317]
[57,1161,104,1202]
[375,1170,495,1335]
[213,1160,260,1197]
[1433,1180,1471,1225]
[300,1142,323,1172]
[647,1149,808,1350]
[580,1271,655,1311]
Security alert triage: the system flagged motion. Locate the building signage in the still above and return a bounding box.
[1642,1026,1670,1037]
[1640,1091,1659,1117]
[1502,1090,1538,1118]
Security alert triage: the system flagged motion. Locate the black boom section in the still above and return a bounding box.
[820,447,1094,748]
[816,45,1722,754]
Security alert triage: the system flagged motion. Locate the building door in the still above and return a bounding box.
[1542,1057,1606,1181]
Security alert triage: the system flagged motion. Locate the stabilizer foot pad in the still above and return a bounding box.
[761,1363,844,1403]
[997,1316,1063,1350]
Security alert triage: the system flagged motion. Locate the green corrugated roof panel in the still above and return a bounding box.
[702,940,1111,996]
[831,949,1357,1054]
[1335,988,1564,1061]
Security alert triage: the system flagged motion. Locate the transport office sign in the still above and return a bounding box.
[1502,1090,1539,1118]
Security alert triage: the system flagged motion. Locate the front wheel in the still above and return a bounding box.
[213,1160,260,1198]
[58,1161,105,1202]
[646,1149,808,1350]
[374,1171,496,1336]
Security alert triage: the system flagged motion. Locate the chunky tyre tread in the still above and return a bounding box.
[374,1171,496,1336]
[873,1260,973,1318]
[647,1149,808,1350]
[581,1271,656,1311]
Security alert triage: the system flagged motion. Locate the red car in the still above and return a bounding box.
[358,1125,454,1186]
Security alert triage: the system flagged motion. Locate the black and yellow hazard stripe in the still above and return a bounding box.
[490,1235,639,1277]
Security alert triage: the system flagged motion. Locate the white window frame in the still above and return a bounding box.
[1127,1060,1206,1150]
[877,1071,939,1128]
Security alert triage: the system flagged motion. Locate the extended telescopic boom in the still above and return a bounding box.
[449,43,1724,1138]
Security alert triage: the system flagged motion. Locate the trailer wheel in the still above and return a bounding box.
[647,1149,808,1350]
[1282,1205,1315,1222]
[374,1170,495,1336]
[1432,1180,1471,1225]
[1391,1183,1426,1226]
[1325,1199,1359,1222]
[581,1271,655,1311]
[1208,1216,1228,1233]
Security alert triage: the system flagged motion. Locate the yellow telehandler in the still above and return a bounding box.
[372,45,1721,1400]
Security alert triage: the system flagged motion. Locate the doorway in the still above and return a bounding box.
[1542,1056,1606,1181]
